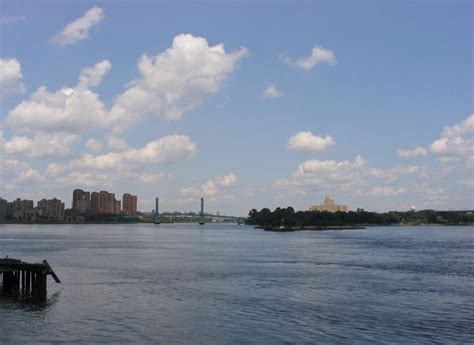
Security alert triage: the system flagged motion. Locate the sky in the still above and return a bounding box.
[0,0,472,216]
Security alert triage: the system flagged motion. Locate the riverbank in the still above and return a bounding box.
[259,225,366,232]
[257,223,473,232]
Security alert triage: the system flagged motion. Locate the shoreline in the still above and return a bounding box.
[257,223,473,232]
[0,221,472,227]
[260,225,366,232]
[0,221,235,225]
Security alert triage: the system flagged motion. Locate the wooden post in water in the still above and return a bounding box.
[1,258,60,301]
[25,270,30,293]
[21,270,25,291]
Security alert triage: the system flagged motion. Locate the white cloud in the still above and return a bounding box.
[124,135,196,165]
[52,6,104,46]
[69,135,196,171]
[0,159,43,193]
[418,186,450,202]
[287,131,335,151]
[368,186,407,197]
[44,163,66,178]
[215,174,238,187]
[8,35,247,135]
[3,136,32,155]
[85,138,102,152]
[282,45,336,71]
[55,172,112,187]
[429,114,474,157]
[274,156,423,192]
[262,84,281,99]
[135,172,172,184]
[7,60,111,133]
[0,159,30,180]
[1,135,196,192]
[441,114,474,138]
[107,136,129,151]
[78,60,111,88]
[2,132,79,158]
[180,173,238,200]
[430,137,473,156]
[398,146,428,158]
[109,34,248,131]
[0,58,25,101]
[15,168,44,185]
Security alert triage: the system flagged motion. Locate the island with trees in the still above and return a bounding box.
[246,207,474,231]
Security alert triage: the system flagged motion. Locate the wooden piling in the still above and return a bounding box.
[0,258,60,301]
[25,270,30,293]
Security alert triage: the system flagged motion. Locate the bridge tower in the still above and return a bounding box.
[199,197,205,225]
[154,197,160,224]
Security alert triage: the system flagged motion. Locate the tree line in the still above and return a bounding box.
[246,207,474,227]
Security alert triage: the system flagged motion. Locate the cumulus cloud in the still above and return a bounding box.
[417,186,450,202]
[55,172,113,188]
[282,45,336,71]
[3,136,32,155]
[17,168,43,183]
[398,146,428,158]
[52,6,104,46]
[44,163,66,178]
[429,114,474,157]
[262,84,281,99]
[107,136,129,151]
[0,158,41,193]
[85,138,102,152]
[0,58,25,101]
[274,156,423,192]
[180,174,238,200]
[287,131,335,151]
[109,34,248,131]
[181,180,218,199]
[134,172,172,184]
[68,135,196,171]
[368,186,407,197]
[215,174,238,187]
[8,35,247,135]
[7,60,111,133]
[0,157,44,189]
[2,132,80,158]
[440,114,474,138]
[0,158,29,176]
[0,134,196,192]
[78,60,111,88]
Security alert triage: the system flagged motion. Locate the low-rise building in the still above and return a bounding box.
[310,196,348,213]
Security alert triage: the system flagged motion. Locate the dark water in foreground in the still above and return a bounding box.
[0,224,473,344]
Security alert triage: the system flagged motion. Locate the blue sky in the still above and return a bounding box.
[0,0,472,215]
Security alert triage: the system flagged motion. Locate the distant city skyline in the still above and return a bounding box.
[0,1,472,215]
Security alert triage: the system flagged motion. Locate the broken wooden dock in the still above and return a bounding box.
[0,258,60,301]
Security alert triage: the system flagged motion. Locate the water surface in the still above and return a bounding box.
[0,224,473,344]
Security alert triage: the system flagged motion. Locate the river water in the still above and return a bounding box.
[0,224,472,344]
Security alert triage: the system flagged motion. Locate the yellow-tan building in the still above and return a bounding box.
[310,196,348,213]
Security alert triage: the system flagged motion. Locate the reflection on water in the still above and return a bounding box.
[0,289,60,311]
[0,223,473,343]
